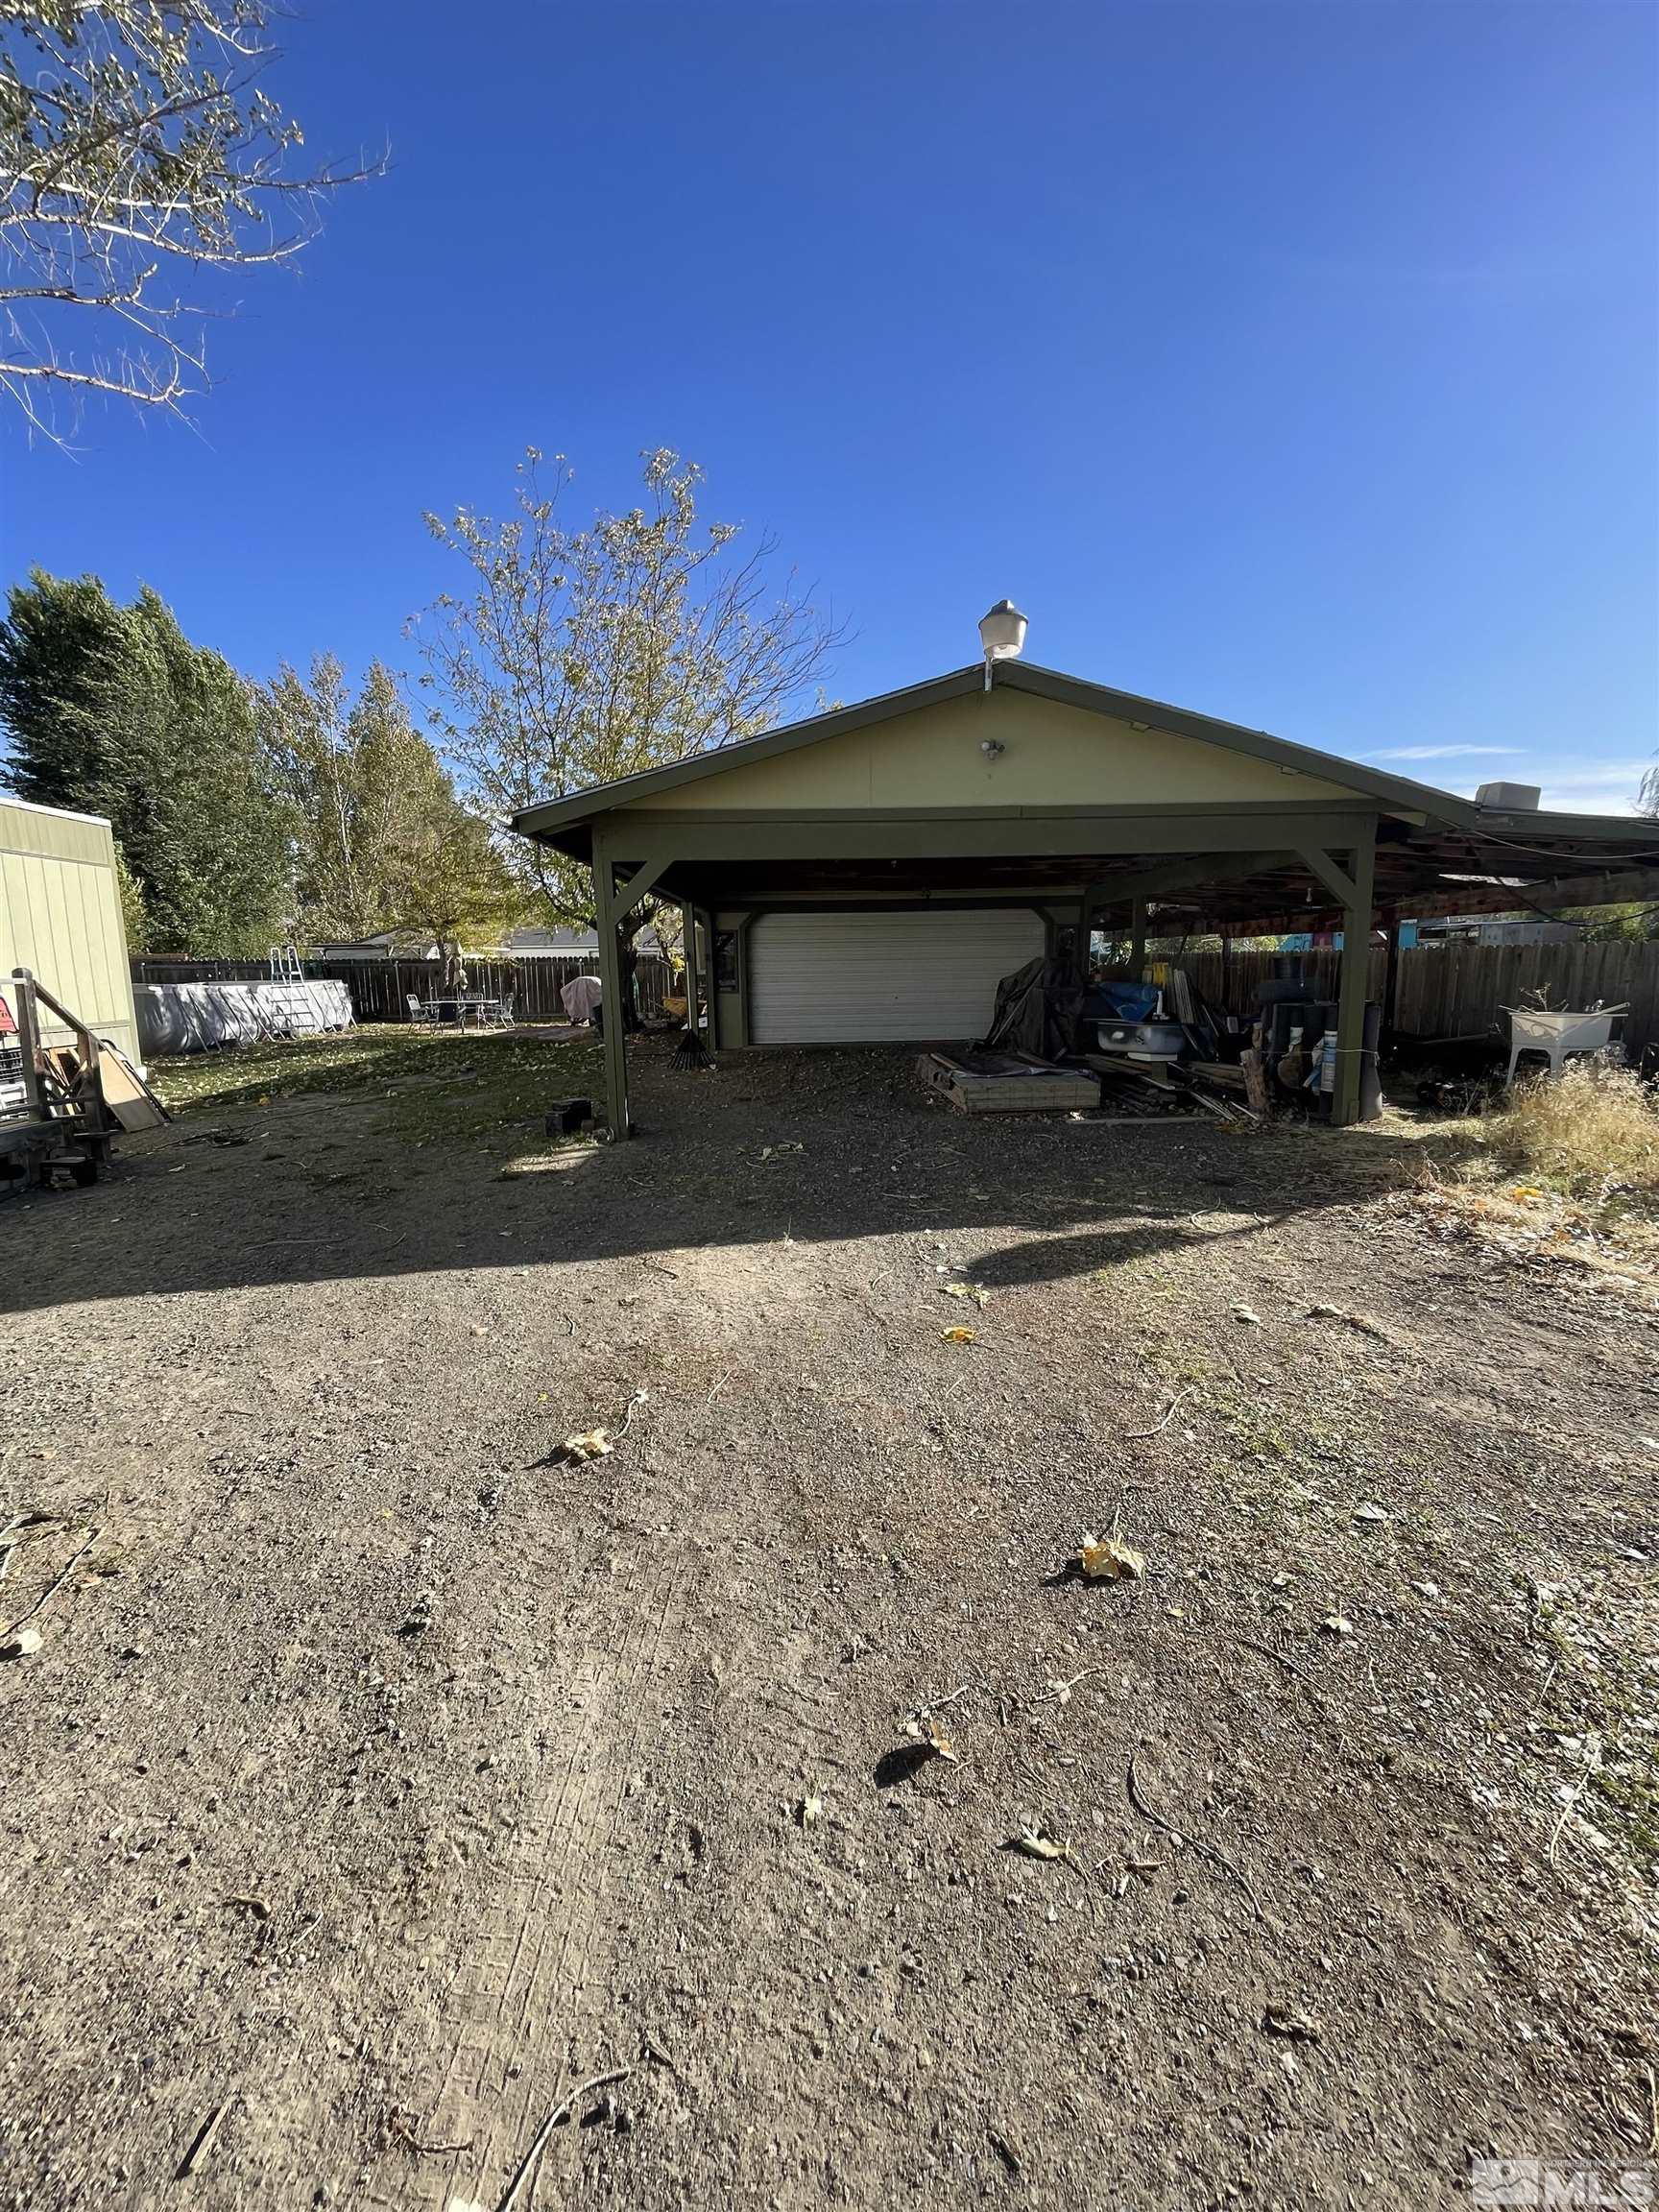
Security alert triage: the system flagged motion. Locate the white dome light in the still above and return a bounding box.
[977,599,1028,663]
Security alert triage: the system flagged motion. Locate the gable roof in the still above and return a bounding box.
[511,658,1479,840]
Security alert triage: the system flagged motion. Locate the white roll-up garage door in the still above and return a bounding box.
[747,908,1046,1045]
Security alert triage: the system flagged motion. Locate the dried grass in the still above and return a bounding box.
[1485,1061,1659,1199]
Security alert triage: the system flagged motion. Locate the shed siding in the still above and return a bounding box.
[0,796,140,1064]
[631,689,1360,816]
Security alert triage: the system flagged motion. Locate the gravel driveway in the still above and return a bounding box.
[3,1030,1655,2209]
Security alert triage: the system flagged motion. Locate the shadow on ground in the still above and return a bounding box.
[1,1030,1481,1316]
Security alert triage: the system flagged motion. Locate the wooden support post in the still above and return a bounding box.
[592,834,632,1140]
[1219,930,1232,1015]
[1332,825,1377,1128]
[1129,899,1146,981]
[681,900,698,1024]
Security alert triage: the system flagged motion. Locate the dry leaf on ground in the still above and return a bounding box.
[1079,1531,1145,1581]
[560,1429,614,1463]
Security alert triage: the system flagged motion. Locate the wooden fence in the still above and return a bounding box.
[1178,940,1659,1059]
[131,954,671,1024]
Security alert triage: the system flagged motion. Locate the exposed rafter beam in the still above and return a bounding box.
[1091,849,1303,911]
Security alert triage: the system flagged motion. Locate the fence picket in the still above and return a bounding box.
[132,954,670,1026]
[1181,939,1657,1059]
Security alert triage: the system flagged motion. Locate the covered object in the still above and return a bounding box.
[511,656,1659,1138]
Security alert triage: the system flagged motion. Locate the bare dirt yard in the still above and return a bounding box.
[3,1027,1656,2210]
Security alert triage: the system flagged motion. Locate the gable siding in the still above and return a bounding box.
[632,689,1362,815]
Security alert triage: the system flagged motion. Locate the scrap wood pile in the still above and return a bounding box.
[917,956,1256,1122]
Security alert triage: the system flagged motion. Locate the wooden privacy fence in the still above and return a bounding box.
[132,954,671,1024]
[1177,940,1659,1059]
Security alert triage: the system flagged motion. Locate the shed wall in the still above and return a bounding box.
[0,796,140,1065]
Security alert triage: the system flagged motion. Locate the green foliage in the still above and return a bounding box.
[415,447,843,928]
[0,2,374,430]
[113,841,150,954]
[255,654,523,957]
[0,568,291,953]
[1561,902,1659,945]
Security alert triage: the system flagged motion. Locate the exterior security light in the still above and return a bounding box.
[978,599,1028,664]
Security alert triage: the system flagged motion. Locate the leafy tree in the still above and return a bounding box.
[0,567,116,805]
[256,652,521,974]
[414,446,845,939]
[257,656,430,941]
[379,750,521,986]
[0,1,377,434]
[0,568,290,951]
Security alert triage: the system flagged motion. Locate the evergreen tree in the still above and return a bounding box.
[0,571,291,952]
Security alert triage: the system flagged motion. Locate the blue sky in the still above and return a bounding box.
[3,0,1655,812]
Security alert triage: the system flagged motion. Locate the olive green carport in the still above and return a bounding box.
[512,661,1659,1142]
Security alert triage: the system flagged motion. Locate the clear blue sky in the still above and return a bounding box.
[4,0,1655,812]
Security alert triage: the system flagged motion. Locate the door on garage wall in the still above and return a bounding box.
[747,908,1046,1045]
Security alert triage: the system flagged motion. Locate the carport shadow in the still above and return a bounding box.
[968,1216,1274,1287]
[0,1036,1490,1318]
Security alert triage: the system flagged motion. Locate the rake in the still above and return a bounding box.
[671,1025,712,1070]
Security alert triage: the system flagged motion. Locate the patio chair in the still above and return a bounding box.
[490,994,516,1028]
[406,994,439,1027]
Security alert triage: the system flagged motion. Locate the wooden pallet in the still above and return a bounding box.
[917,1049,1100,1116]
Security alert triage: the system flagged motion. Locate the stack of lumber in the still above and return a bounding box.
[916,1049,1100,1116]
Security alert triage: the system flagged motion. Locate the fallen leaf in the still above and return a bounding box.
[1011,1823,1070,1863]
[1322,1612,1355,1636]
[940,1325,977,1344]
[940,1282,991,1309]
[1353,1503,1389,1525]
[1230,1302,1262,1326]
[560,1428,614,1463]
[1078,1531,1145,1581]
[0,1626,43,1660]
[223,1893,270,1921]
[797,1793,823,1827]
[903,1710,958,1763]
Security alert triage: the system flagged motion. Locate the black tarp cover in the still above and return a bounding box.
[981,957,1083,1062]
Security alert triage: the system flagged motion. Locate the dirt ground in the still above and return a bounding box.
[2,1027,1656,2211]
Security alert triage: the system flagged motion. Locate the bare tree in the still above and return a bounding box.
[1641,754,1657,818]
[413,446,846,929]
[0,0,377,435]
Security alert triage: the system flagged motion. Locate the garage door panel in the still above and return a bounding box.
[748,909,1044,1044]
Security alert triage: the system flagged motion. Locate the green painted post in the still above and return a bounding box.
[681,900,698,1027]
[592,832,632,1139]
[1333,826,1377,1127]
